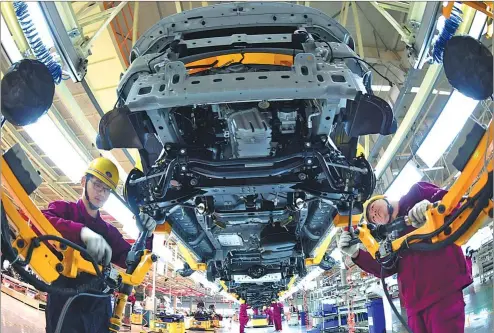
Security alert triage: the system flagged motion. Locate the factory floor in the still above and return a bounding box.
[1,282,492,333]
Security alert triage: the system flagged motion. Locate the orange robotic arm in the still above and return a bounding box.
[353,120,493,260]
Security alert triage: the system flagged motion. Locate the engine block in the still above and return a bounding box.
[227,107,272,158]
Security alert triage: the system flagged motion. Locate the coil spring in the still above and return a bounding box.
[13,1,62,84]
[432,6,463,64]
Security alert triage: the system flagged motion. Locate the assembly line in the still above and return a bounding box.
[0,1,493,333]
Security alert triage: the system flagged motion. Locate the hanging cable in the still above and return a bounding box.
[432,6,463,64]
[13,1,62,84]
[54,293,112,333]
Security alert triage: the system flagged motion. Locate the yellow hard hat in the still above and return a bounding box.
[86,157,119,191]
[356,143,366,158]
[240,299,245,304]
[362,195,387,222]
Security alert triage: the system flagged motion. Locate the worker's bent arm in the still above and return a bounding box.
[352,249,397,278]
[42,202,85,244]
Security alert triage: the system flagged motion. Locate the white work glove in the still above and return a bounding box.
[338,231,359,259]
[80,227,112,265]
[137,213,157,237]
[408,199,431,228]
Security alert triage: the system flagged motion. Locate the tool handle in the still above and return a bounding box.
[348,236,361,246]
[134,213,150,249]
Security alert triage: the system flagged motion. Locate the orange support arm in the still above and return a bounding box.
[1,152,158,332]
[356,120,493,258]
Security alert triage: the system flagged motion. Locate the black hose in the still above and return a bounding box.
[1,205,106,296]
[313,151,340,190]
[189,232,206,247]
[54,293,112,333]
[380,266,413,333]
[302,225,321,241]
[405,182,488,244]
[407,184,491,252]
[10,261,104,296]
[32,235,103,278]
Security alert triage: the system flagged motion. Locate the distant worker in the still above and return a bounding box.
[253,307,259,316]
[263,305,272,325]
[465,246,477,277]
[338,182,472,333]
[239,300,250,333]
[128,292,137,312]
[42,158,157,333]
[195,301,208,319]
[271,300,283,332]
[143,293,154,327]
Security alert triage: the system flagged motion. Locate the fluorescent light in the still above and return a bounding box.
[103,194,139,239]
[416,91,479,168]
[25,2,54,49]
[371,85,392,92]
[190,272,218,291]
[1,16,23,62]
[282,266,323,301]
[24,114,88,182]
[469,11,488,39]
[463,226,493,251]
[330,248,341,262]
[385,160,423,200]
[410,87,451,95]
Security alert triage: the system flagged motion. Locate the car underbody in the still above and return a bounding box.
[97,2,396,305]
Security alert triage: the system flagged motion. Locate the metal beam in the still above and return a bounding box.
[370,1,413,45]
[82,1,128,54]
[340,2,349,27]
[132,2,139,47]
[54,1,82,34]
[75,2,96,19]
[156,2,164,19]
[374,4,477,181]
[407,1,427,23]
[78,6,117,27]
[350,1,364,58]
[0,1,29,53]
[376,2,410,13]
[175,1,183,13]
[374,64,442,179]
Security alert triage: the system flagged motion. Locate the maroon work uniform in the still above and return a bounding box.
[42,200,153,333]
[239,303,250,333]
[353,182,472,333]
[272,302,283,331]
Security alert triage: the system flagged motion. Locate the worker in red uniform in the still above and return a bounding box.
[465,246,477,278]
[239,299,250,333]
[42,158,157,333]
[128,292,137,312]
[338,182,472,333]
[263,305,273,325]
[271,300,283,331]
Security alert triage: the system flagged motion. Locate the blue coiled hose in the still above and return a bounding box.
[432,6,463,64]
[13,1,62,84]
